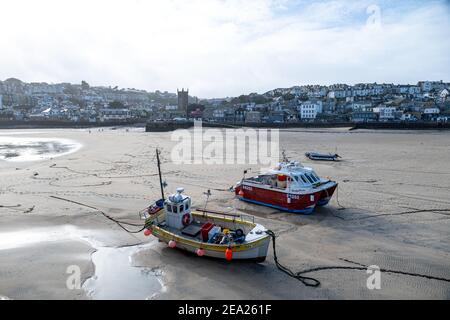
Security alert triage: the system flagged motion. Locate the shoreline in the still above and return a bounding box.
[0,120,145,130]
[1,120,450,131]
[145,121,450,132]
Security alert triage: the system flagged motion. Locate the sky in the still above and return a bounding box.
[1,0,449,98]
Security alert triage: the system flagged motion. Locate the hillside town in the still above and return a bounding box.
[0,78,449,124]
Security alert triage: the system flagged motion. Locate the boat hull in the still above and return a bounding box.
[145,211,271,261]
[235,182,337,214]
[305,152,340,161]
[151,226,270,261]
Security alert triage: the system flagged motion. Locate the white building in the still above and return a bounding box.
[299,101,323,120]
[373,106,396,121]
[351,101,372,111]
[438,88,449,101]
[419,80,445,92]
[400,113,417,121]
[423,108,440,115]
[99,108,131,122]
[408,86,421,95]
[212,109,225,119]
[327,90,351,99]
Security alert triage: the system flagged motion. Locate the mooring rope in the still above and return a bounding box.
[265,230,450,287]
[50,195,146,233]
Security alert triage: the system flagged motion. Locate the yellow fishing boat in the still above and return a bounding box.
[141,188,270,262]
[139,150,270,262]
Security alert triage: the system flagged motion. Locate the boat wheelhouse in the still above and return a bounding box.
[234,159,338,214]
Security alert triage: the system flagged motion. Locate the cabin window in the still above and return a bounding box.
[300,175,308,184]
[166,204,172,213]
[307,173,316,182]
[304,174,314,184]
[180,204,184,212]
[185,201,189,210]
[173,205,178,214]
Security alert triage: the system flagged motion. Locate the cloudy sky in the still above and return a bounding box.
[1,0,449,98]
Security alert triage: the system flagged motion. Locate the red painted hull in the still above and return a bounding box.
[235,183,337,214]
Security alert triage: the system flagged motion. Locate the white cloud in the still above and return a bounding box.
[0,0,449,97]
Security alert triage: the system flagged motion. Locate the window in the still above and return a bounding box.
[309,173,319,182]
[300,175,309,184]
[173,205,178,214]
[304,174,314,183]
[312,172,320,181]
[180,204,184,212]
[166,204,172,213]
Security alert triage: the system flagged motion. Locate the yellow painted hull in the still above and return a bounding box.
[145,210,270,261]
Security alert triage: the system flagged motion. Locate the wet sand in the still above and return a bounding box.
[0,127,449,299]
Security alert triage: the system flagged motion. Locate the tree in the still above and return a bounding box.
[109,100,125,109]
[81,80,90,90]
[282,93,295,101]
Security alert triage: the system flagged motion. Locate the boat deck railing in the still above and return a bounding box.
[195,208,255,224]
[139,206,256,225]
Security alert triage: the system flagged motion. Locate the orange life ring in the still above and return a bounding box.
[182,213,191,226]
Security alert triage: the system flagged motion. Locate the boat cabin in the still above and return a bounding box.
[160,188,249,245]
[165,187,192,230]
[244,161,325,191]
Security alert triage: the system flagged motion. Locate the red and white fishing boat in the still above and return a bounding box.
[234,155,338,214]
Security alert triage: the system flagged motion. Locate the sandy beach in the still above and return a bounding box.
[0,127,449,300]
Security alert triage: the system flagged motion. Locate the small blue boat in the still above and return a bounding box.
[305,152,341,161]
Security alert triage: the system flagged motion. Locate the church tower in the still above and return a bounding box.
[177,88,189,118]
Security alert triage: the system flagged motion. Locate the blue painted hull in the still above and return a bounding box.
[239,197,316,214]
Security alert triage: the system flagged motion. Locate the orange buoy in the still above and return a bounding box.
[168,240,177,248]
[143,229,152,236]
[196,248,205,257]
[225,248,233,261]
[238,190,244,197]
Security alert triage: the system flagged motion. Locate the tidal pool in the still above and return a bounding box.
[83,244,165,300]
[0,226,165,300]
[0,137,81,162]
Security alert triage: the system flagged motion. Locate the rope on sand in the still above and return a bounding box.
[265,230,450,287]
[49,195,146,233]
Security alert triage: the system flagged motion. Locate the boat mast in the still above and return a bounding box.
[156,149,165,201]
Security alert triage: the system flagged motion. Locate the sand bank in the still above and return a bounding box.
[0,127,449,299]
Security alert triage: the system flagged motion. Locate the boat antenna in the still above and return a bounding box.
[156,148,165,201]
[203,189,212,216]
[281,149,289,162]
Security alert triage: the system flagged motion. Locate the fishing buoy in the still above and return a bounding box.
[225,248,233,261]
[196,248,205,257]
[168,240,177,248]
[238,190,244,197]
[143,229,152,236]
